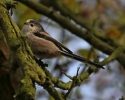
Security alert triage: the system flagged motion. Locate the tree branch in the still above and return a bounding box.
[52,0,122,49]
[0,0,46,99]
[42,45,125,90]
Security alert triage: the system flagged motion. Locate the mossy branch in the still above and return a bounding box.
[0,0,46,99]
[41,45,125,91]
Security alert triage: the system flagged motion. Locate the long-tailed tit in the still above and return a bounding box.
[21,19,104,69]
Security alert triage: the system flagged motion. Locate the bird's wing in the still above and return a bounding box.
[33,31,73,54]
[32,31,104,69]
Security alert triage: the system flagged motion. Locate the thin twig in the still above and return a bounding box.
[62,70,73,80]
[64,67,80,99]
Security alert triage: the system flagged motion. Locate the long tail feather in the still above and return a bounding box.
[59,50,104,69]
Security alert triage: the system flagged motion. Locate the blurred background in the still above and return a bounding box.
[14,0,125,100]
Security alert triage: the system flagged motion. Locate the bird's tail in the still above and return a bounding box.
[59,50,104,69]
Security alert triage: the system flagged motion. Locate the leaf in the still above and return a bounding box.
[106,26,121,39]
[49,96,54,100]
[0,34,10,66]
[78,49,95,60]
[64,0,82,13]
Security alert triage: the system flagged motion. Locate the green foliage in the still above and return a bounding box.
[64,0,82,13]
[14,3,41,27]
[78,49,94,60]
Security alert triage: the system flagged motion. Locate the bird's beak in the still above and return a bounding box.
[24,22,28,25]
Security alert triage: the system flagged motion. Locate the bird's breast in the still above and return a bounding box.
[26,34,61,59]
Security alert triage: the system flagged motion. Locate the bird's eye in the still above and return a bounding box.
[30,24,34,27]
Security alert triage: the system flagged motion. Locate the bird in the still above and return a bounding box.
[21,19,104,69]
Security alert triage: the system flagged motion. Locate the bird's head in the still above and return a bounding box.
[22,19,44,34]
